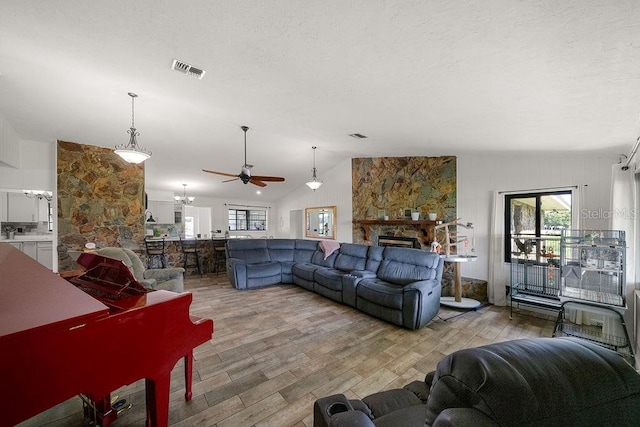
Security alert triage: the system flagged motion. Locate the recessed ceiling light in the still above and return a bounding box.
[349,133,367,139]
[256,190,261,195]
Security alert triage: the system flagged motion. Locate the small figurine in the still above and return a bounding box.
[430,238,441,254]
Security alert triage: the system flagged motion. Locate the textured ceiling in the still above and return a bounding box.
[0,1,639,201]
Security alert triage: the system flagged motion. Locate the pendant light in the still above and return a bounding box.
[145,210,156,222]
[305,146,323,191]
[174,183,195,205]
[114,92,152,164]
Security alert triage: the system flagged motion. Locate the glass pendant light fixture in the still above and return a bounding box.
[305,146,323,191]
[114,92,152,164]
[174,183,195,205]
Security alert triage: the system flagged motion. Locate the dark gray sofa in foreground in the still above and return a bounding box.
[314,337,640,427]
[226,239,444,330]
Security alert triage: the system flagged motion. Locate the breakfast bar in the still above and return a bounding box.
[141,237,228,274]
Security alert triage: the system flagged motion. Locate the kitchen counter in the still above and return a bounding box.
[0,235,54,242]
[145,237,217,242]
[145,236,249,242]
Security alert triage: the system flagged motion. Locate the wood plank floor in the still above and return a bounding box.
[20,274,556,427]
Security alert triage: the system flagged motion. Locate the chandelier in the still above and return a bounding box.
[114,92,152,164]
[305,146,323,191]
[24,190,53,201]
[174,184,195,205]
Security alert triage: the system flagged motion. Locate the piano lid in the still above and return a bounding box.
[0,243,109,341]
[74,252,149,295]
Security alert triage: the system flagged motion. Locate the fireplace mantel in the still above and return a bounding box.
[353,219,436,246]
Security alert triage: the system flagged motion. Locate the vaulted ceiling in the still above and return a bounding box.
[1,1,638,201]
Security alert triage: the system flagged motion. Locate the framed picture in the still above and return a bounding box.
[377,209,386,219]
[404,209,412,218]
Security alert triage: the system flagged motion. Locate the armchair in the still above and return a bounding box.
[96,247,184,293]
[314,337,640,427]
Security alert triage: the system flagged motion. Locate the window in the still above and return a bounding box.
[228,209,267,231]
[504,190,572,263]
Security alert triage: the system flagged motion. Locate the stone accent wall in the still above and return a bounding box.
[57,140,145,271]
[352,156,456,247]
[441,275,488,302]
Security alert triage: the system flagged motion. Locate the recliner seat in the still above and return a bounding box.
[314,337,640,427]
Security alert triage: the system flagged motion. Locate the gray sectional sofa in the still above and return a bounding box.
[226,239,444,330]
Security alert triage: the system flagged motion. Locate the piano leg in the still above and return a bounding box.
[144,352,194,426]
[184,351,194,401]
[145,372,170,427]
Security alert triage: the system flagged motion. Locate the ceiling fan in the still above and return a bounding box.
[202,126,286,187]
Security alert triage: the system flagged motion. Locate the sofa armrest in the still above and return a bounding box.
[433,408,499,427]
[402,280,442,329]
[328,411,374,427]
[139,278,157,289]
[314,394,374,427]
[226,258,248,289]
[402,279,441,292]
[143,267,185,282]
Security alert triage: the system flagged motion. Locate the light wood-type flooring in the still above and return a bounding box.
[19,273,556,427]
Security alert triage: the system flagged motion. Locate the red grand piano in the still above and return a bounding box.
[0,243,214,426]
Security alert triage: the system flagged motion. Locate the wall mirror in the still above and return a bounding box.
[305,206,337,239]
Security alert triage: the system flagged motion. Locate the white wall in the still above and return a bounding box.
[275,150,620,284]
[456,150,619,282]
[178,195,279,238]
[0,138,54,191]
[275,158,353,242]
[0,112,20,168]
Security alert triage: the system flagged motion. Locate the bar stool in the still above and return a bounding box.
[180,237,202,277]
[144,238,167,269]
[211,238,227,274]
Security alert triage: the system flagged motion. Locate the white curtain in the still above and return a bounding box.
[488,190,508,306]
[607,163,638,339]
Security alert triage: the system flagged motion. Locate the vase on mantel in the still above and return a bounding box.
[411,212,420,221]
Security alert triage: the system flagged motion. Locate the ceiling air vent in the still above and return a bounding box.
[171,59,206,80]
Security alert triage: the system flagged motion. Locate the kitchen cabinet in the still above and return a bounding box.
[7,193,38,222]
[7,242,22,251]
[37,198,50,223]
[36,241,53,270]
[5,240,53,270]
[146,200,175,224]
[21,241,37,260]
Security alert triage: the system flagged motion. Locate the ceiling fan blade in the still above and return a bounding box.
[202,169,239,178]
[222,177,239,183]
[251,175,285,182]
[249,178,267,187]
